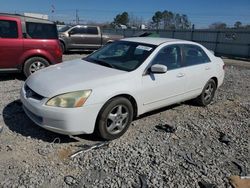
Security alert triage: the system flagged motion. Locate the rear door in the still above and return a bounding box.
[81,26,102,49]
[0,17,23,69]
[181,44,213,98]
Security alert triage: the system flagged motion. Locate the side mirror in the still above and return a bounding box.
[150,64,168,74]
[68,30,74,37]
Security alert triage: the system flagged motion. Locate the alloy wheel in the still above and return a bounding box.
[106,105,129,135]
[204,83,214,102]
[29,61,46,74]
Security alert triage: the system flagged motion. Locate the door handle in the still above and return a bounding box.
[205,67,211,70]
[177,73,185,78]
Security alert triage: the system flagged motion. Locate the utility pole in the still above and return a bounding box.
[51,5,55,21]
[75,9,79,24]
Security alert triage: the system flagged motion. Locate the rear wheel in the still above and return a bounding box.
[96,97,133,140]
[23,57,50,77]
[195,79,217,106]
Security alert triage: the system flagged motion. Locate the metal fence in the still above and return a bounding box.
[103,29,250,59]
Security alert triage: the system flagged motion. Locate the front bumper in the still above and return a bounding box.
[20,85,102,135]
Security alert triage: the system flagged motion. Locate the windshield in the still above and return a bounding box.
[84,41,156,71]
[58,25,72,32]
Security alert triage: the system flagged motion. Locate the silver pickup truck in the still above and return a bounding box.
[58,25,123,53]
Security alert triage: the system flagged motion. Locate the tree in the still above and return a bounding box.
[113,12,129,26]
[209,22,227,29]
[128,13,143,28]
[174,13,181,29]
[152,11,163,30]
[162,10,174,29]
[180,14,191,29]
[234,21,242,29]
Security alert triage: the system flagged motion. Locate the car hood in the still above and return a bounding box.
[26,59,126,98]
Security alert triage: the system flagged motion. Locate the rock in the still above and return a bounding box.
[218,132,231,145]
[64,175,77,186]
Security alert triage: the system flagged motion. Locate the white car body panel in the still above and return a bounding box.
[21,37,225,135]
[26,59,126,98]
[140,68,186,113]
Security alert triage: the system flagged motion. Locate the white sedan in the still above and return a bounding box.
[20,37,225,140]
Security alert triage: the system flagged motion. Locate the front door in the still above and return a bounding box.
[0,18,23,69]
[67,27,83,48]
[141,45,187,113]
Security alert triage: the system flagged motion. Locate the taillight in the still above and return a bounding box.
[55,42,62,57]
[55,47,62,57]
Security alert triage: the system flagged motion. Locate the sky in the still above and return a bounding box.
[1,0,250,28]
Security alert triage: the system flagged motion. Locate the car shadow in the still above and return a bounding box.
[3,100,102,143]
[135,100,199,120]
[135,103,182,120]
[0,73,26,81]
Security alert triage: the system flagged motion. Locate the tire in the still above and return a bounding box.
[60,41,66,53]
[96,97,133,140]
[195,79,217,106]
[23,57,50,77]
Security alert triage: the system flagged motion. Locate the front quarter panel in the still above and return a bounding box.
[86,72,140,109]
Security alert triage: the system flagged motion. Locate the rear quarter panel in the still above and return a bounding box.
[203,47,225,88]
[21,39,62,65]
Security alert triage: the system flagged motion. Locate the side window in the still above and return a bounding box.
[183,45,211,66]
[0,20,18,38]
[87,27,98,35]
[26,22,57,39]
[70,27,98,35]
[78,27,87,34]
[151,45,181,70]
[70,27,82,35]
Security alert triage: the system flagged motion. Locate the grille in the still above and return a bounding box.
[24,85,44,100]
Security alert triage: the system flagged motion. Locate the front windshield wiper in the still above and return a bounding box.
[86,58,115,68]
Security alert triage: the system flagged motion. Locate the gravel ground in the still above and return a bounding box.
[0,54,249,188]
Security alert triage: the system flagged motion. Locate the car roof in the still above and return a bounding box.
[121,37,188,46]
[0,13,54,24]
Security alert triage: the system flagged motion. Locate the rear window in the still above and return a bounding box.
[0,20,18,38]
[26,22,58,39]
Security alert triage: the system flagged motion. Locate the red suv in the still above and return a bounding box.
[0,13,62,77]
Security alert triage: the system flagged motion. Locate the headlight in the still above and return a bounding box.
[46,90,91,108]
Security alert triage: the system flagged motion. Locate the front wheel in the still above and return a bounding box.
[23,57,50,77]
[195,79,217,106]
[96,97,133,140]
